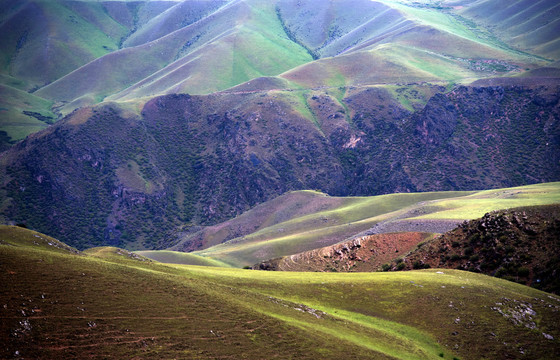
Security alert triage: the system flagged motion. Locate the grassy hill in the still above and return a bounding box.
[1,225,559,359]
[183,182,560,268]
[38,0,552,108]
[1,0,558,148]
[2,82,559,251]
[0,0,178,147]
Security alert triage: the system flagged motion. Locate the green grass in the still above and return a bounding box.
[189,183,560,267]
[135,250,233,268]
[2,225,559,359]
[0,84,55,143]
[410,182,560,220]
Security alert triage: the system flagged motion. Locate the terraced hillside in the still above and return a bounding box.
[2,225,559,359]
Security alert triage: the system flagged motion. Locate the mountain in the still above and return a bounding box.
[1,0,559,149]
[2,81,559,250]
[2,225,560,359]
[0,0,559,250]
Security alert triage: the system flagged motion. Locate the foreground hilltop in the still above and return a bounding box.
[1,225,559,359]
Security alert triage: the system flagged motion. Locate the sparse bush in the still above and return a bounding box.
[381,263,391,272]
[450,254,462,261]
[517,267,530,277]
[396,262,406,271]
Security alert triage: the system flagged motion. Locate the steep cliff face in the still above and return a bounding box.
[1,83,559,250]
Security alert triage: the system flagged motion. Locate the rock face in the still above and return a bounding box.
[392,205,560,294]
[253,232,434,272]
[1,84,559,250]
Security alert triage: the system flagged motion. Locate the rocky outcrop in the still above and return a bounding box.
[391,205,560,294]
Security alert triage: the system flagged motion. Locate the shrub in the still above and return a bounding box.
[381,263,391,272]
[396,262,406,270]
[517,267,530,277]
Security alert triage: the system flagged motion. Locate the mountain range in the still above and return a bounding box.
[1,0,560,358]
[0,0,558,251]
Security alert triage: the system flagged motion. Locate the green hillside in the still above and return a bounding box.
[164,183,560,268]
[1,225,559,359]
[0,0,177,146]
[1,0,558,148]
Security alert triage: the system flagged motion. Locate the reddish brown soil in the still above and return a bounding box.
[256,232,434,272]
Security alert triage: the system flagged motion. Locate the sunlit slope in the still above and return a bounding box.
[34,0,556,113]
[0,84,54,147]
[37,0,313,113]
[455,0,560,60]
[1,226,559,359]
[136,250,234,267]
[275,0,548,90]
[191,183,560,267]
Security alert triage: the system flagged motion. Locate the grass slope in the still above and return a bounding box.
[455,0,560,60]
[0,84,55,148]
[188,183,560,267]
[136,250,233,267]
[37,0,313,113]
[1,226,559,359]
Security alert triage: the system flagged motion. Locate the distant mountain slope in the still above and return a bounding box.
[0,0,179,145]
[455,0,560,60]
[2,226,560,359]
[1,83,559,250]
[1,0,558,148]
[36,0,314,114]
[33,0,555,114]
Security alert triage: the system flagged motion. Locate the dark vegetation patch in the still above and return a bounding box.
[1,84,559,250]
[388,205,560,294]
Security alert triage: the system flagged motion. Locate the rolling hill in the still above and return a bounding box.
[2,225,560,359]
[251,203,560,294]
[165,182,560,268]
[1,0,558,149]
[2,81,559,250]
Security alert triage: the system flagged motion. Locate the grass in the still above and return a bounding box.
[135,250,233,268]
[410,182,560,220]
[0,84,55,144]
[2,225,559,359]
[187,183,560,267]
